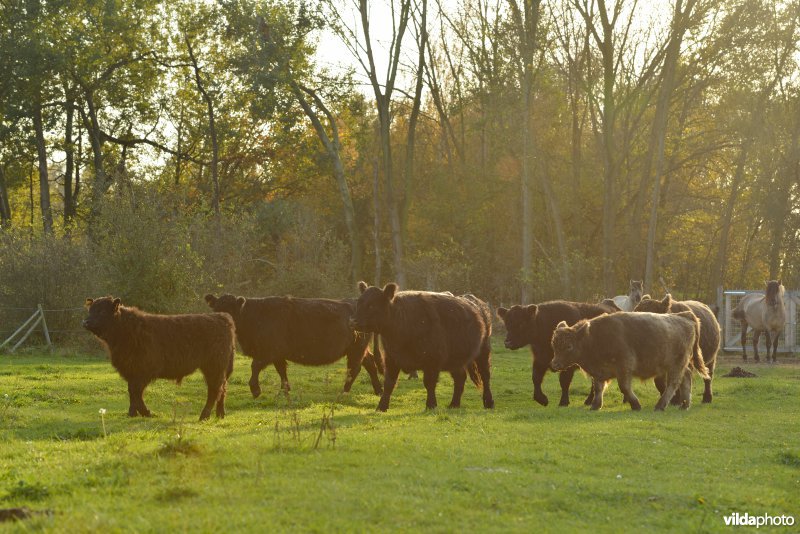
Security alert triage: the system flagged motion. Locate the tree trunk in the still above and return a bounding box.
[185,34,221,222]
[372,157,382,285]
[540,164,571,296]
[293,84,363,285]
[63,97,76,224]
[84,90,109,219]
[599,18,617,296]
[643,0,695,292]
[0,165,11,225]
[33,99,53,233]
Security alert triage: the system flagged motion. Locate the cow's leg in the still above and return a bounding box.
[376,358,401,412]
[532,363,549,406]
[764,330,772,362]
[199,375,223,421]
[423,367,440,410]
[655,364,684,411]
[128,381,150,417]
[703,358,715,403]
[448,368,466,409]
[618,372,641,411]
[557,366,576,407]
[273,359,290,392]
[772,330,780,363]
[583,381,595,406]
[678,369,692,410]
[590,380,606,411]
[653,375,678,404]
[740,322,748,361]
[342,351,364,393]
[215,378,227,418]
[476,350,494,409]
[249,359,269,398]
[360,352,383,395]
[752,330,761,362]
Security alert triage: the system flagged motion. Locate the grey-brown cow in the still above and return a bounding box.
[550,311,709,411]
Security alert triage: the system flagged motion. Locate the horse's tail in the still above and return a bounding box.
[467,361,483,390]
[678,311,710,379]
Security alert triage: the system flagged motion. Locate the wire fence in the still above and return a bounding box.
[0,306,87,348]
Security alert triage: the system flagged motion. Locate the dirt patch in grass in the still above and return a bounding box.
[723,367,757,378]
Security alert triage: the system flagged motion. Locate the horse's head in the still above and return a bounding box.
[629,280,644,306]
[765,279,784,307]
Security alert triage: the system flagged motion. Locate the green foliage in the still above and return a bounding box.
[0,349,798,530]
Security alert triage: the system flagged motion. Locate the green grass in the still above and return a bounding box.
[1,343,799,532]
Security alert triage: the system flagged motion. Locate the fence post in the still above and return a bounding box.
[38,304,53,352]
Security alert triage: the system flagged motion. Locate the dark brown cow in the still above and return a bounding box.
[496,301,617,407]
[351,282,494,412]
[551,311,710,411]
[205,294,382,397]
[82,296,235,421]
[634,294,720,403]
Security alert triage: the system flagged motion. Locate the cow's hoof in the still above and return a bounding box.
[484,399,495,409]
[447,403,460,409]
[558,399,569,407]
[376,404,388,412]
[249,383,262,398]
[702,395,712,403]
[533,394,549,407]
[583,397,593,406]
[590,404,602,411]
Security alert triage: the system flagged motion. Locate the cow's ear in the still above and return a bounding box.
[236,296,246,309]
[204,294,217,306]
[555,320,568,330]
[778,279,782,286]
[358,281,368,294]
[112,298,121,311]
[661,293,672,311]
[496,307,508,319]
[575,320,590,336]
[383,283,398,302]
[84,298,93,308]
[525,304,538,318]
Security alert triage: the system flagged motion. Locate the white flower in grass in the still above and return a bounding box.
[98,408,107,415]
[3,394,8,399]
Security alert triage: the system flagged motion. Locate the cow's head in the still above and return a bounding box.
[351,282,397,333]
[496,304,537,350]
[600,298,622,312]
[634,293,672,314]
[205,293,246,318]
[82,296,121,336]
[550,319,590,371]
[629,280,644,307]
[765,280,783,307]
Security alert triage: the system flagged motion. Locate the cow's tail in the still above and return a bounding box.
[679,311,709,379]
[226,344,235,379]
[467,361,483,390]
[372,333,384,375]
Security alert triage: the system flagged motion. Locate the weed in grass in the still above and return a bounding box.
[98,408,107,438]
[155,487,199,503]
[778,450,800,468]
[158,401,200,457]
[0,393,12,422]
[3,480,50,502]
[313,403,337,450]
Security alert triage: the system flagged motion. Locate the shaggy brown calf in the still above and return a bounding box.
[634,294,720,403]
[351,282,494,412]
[551,311,710,411]
[205,294,382,397]
[83,296,235,421]
[496,301,617,407]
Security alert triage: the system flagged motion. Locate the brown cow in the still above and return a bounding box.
[351,282,494,412]
[551,311,709,411]
[634,294,720,403]
[205,294,382,397]
[83,296,235,421]
[496,301,617,407]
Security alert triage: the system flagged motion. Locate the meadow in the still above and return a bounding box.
[1,343,799,532]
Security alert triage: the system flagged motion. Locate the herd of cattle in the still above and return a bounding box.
[80,279,787,420]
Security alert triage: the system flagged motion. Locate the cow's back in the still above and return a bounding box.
[112,311,234,381]
[590,312,695,376]
[386,292,484,370]
[532,301,610,354]
[680,300,720,365]
[237,297,354,362]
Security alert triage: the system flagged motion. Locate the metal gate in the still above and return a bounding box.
[722,289,799,353]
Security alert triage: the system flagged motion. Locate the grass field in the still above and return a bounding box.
[1,342,799,532]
